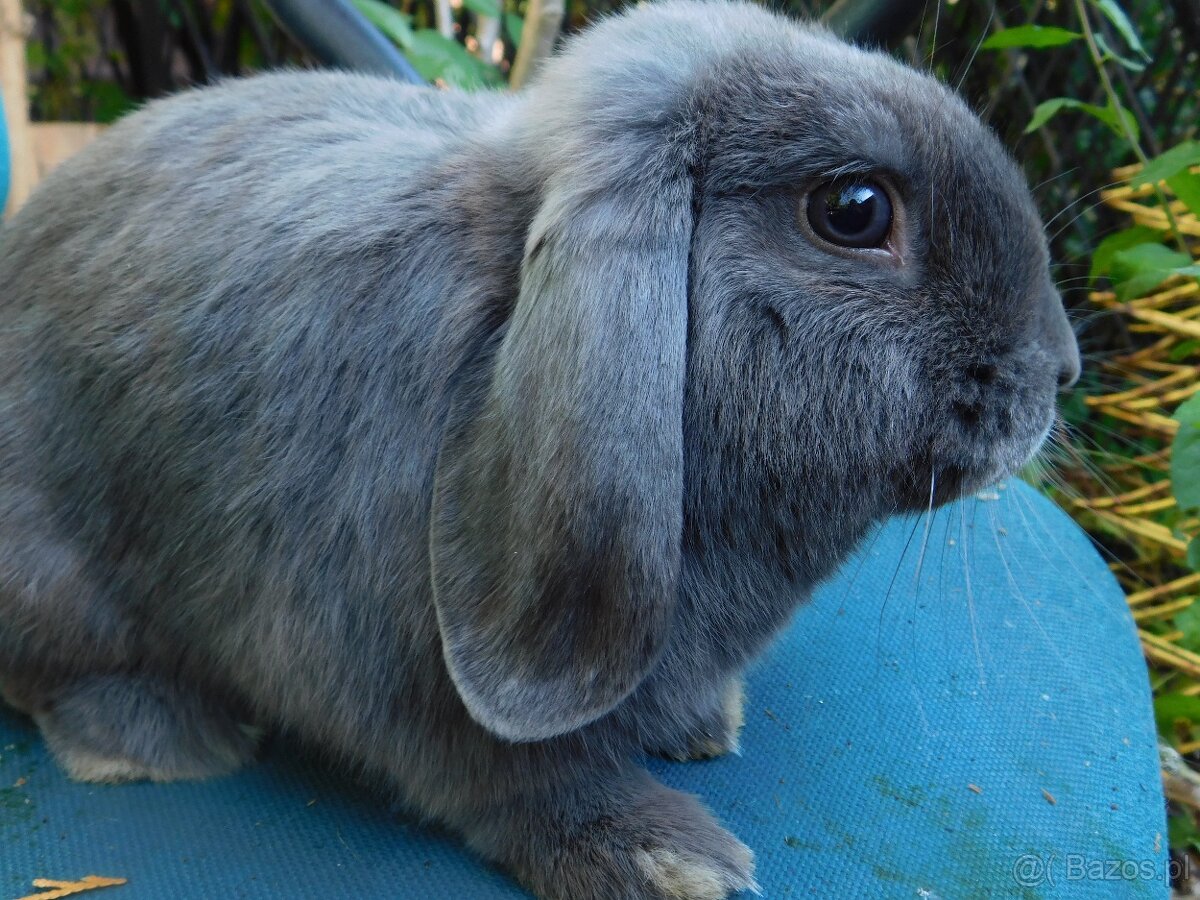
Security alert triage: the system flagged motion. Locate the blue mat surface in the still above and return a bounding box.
[1,481,1165,898]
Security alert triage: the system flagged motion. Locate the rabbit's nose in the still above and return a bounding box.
[1040,286,1080,390]
[1057,346,1081,389]
[1058,363,1080,390]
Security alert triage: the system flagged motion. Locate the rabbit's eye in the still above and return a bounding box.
[806,180,893,249]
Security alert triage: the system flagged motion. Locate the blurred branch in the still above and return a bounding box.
[434,0,453,38]
[171,0,214,83]
[1163,743,1200,809]
[509,0,562,89]
[1072,0,1186,252]
[260,0,422,82]
[238,0,279,68]
[111,0,173,99]
[475,13,500,66]
[1,0,37,217]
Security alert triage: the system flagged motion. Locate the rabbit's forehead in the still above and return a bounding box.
[704,52,1022,193]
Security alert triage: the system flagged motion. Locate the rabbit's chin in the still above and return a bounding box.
[897,414,1055,512]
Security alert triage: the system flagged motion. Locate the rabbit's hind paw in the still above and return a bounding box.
[33,673,259,784]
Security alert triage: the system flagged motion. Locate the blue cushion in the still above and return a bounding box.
[0,481,1165,898]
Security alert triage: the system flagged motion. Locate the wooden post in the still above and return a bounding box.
[508,0,563,90]
[1,0,36,218]
[31,121,104,177]
[0,0,104,218]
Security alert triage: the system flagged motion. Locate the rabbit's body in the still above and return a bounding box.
[0,3,1078,897]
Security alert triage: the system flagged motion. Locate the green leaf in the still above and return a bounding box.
[1155,692,1200,736]
[1133,141,1200,187]
[352,0,415,48]
[462,0,502,18]
[1176,602,1200,651]
[1090,0,1149,60]
[1169,812,1200,852]
[406,29,503,89]
[1106,99,1139,141]
[1110,242,1193,281]
[1025,98,1071,133]
[84,81,134,124]
[1172,393,1200,512]
[1089,225,1159,285]
[1110,242,1193,300]
[25,39,47,70]
[504,12,524,48]
[1190,536,1200,573]
[1024,97,1137,140]
[1169,339,1200,362]
[1173,265,1200,278]
[1168,172,1200,217]
[981,25,1082,50]
[1093,31,1146,71]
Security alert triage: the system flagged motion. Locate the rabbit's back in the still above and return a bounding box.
[0,72,522,721]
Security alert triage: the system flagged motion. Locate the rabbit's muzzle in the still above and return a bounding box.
[895,290,1078,510]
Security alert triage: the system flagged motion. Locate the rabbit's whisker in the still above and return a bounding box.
[983,502,1068,667]
[959,502,987,689]
[954,4,996,93]
[836,521,886,618]
[1016,459,1148,591]
[1033,167,1081,196]
[910,467,938,593]
[876,511,925,667]
[1043,181,1123,230]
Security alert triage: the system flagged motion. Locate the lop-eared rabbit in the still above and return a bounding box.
[0,2,1079,897]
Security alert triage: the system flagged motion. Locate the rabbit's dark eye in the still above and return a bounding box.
[806,180,892,249]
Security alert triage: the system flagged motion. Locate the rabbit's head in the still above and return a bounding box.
[430,1,1079,741]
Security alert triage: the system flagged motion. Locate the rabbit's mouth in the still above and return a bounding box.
[893,459,1008,512]
[891,457,975,511]
[895,406,1055,512]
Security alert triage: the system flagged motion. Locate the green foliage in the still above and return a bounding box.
[26,0,134,124]
[1171,394,1200,522]
[352,0,508,88]
[982,0,1171,152]
[981,26,1081,50]
[1168,173,1200,218]
[1133,142,1200,188]
[462,0,503,18]
[1170,812,1200,852]
[1024,97,1137,140]
[1174,603,1200,653]
[1107,243,1195,301]
[407,31,504,89]
[1169,341,1200,363]
[24,0,294,123]
[353,0,417,45]
[1087,225,1197,302]
[1091,31,1146,72]
[1155,692,1200,740]
[1090,0,1149,61]
[1088,226,1160,285]
[505,13,525,48]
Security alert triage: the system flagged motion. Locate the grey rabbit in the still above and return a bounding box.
[0,1,1079,897]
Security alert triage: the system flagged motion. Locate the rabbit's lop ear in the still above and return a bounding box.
[430,146,694,742]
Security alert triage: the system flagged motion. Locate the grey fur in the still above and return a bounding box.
[0,2,1078,897]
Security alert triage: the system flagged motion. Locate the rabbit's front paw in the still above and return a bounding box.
[508,772,756,900]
